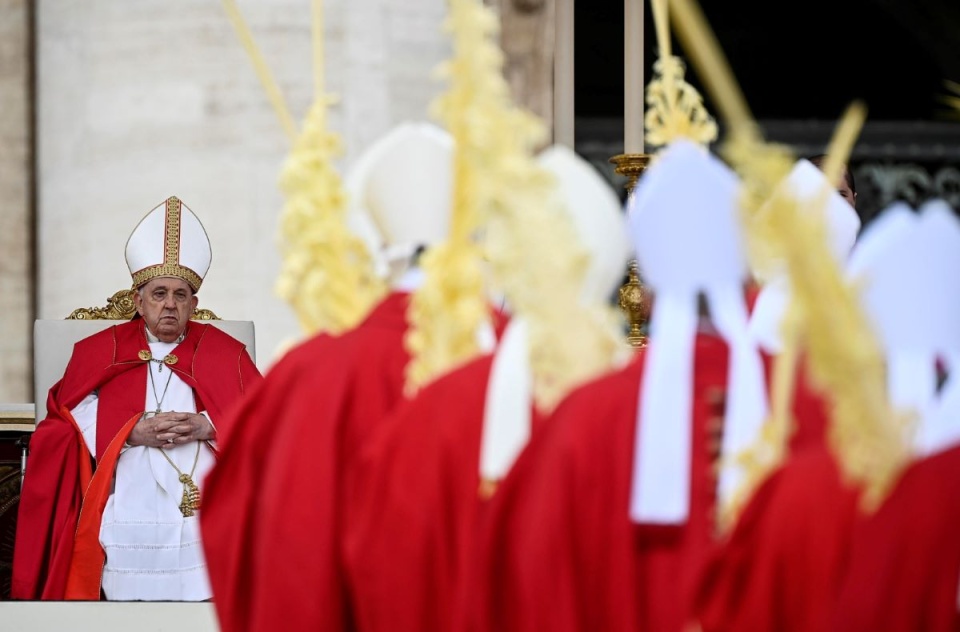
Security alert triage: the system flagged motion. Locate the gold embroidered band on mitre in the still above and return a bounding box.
[132,264,203,293]
[130,197,204,292]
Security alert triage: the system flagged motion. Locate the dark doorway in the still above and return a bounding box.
[574,0,960,222]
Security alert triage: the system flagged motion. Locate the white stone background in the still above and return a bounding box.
[0,0,30,403]
[33,0,451,386]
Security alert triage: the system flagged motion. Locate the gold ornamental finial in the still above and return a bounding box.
[618,261,649,348]
[609,154,652,192]
[609,157,651,350]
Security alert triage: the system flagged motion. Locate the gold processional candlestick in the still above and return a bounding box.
[610,153,652,349]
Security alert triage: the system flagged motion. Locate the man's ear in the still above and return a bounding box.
[190,294,199,312]
[133,288,145,316]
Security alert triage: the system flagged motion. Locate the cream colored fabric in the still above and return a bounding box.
[1,602,218,632]
[348,123,453,266]
[33,320,255,416]
[536,145,631,304]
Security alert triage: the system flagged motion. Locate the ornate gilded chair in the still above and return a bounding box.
[0,290,256,601]
[0,290,257,598]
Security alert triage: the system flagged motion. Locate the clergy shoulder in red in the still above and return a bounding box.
[12,319,259,600]
[830,444,960,632]
[345,354,492,632]
[692,361,859,632]
[471,333,729,632]
[694,445,860,632]
[202,291,415,632]
[345,352,540,632]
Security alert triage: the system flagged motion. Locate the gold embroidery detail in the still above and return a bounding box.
[138,350,152,361]
[191,308,219,320]
[164,354,178,366]
[131,264,203,293]
[164,196,181,266]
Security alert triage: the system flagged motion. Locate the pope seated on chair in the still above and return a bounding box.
[12,196,263,601]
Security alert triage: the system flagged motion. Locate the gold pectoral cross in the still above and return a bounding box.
[178,474,201,517]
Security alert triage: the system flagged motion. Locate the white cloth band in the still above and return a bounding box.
[479,319,533,483]
[915,354,960,456]
[888,351,936,416]
[706,286,769,509]
[630,292,697,524]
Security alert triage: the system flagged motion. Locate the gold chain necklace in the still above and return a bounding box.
[158,441,202,517]
[143,338,202,518]
[146,362,175,414]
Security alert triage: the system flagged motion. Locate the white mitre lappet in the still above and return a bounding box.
[125,196,212,292]
[626,139,768,525]
[478,145,631,485]
[344,122,454,289]
[748,159,861,352]
[847,200,960,456]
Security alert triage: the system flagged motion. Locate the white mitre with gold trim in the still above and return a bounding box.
[361,123,453,251]
[125,196,212,292]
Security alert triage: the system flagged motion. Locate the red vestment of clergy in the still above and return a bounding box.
[692,348,859,632]
[693,446,860,632]
[203,292,508,632]
[830,444,960,632]
[202,292,416,632]
[345,353,549,632]
[12,319,260,600]
[469,334,731,632]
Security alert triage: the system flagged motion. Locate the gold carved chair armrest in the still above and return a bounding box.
[66,289,220,320]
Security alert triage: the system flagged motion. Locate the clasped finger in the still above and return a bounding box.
[151,419,181,432]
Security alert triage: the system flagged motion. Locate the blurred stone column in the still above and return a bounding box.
[0,0,32,403]
[494,0,557,143]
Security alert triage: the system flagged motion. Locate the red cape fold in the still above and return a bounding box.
[692,345,858,632]
[345,353,554,632]
[63,411,141,600]
[694,448,860,632]
[203,293,508,631]
[830,444,960,632]
[202,293,415,632]
[12,320,260,600]
[468,335,731,632]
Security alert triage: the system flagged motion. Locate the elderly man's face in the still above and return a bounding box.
[134,277,197,342]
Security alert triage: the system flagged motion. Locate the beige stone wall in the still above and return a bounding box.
[36,0,450,375]
[0,0,31,403]
[494,0,557,140]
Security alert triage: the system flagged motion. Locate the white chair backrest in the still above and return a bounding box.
[33,320,256,420]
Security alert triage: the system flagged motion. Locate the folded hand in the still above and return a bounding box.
[128,412,214,449]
